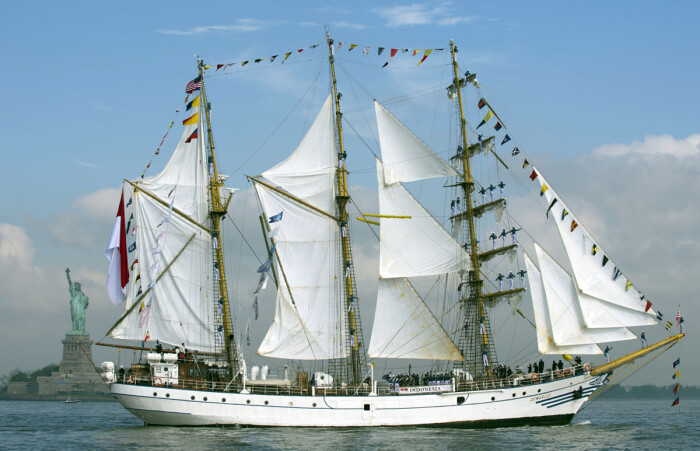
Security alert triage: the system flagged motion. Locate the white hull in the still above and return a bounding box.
[111,373,607,427]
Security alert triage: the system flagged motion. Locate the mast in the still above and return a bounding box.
[450,41,496,378]
[326,31,365,384]
[197,60,237,369]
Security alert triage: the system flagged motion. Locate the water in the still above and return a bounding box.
[1,399,697,450]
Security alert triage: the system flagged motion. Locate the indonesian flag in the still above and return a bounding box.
[105,190,129,304]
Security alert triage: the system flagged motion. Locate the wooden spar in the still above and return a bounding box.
[591,333,684,376]
[362,214,411,218]
[198,60,237,367]
[124,180,210,233]
[248,175,338,222]
[357,217,380,226]
[96,341,222,357]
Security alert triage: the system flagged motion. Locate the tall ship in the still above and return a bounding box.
[99,33,684,427]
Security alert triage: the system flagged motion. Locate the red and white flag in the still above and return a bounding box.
[105,191,129,304]
[676,308,681,327]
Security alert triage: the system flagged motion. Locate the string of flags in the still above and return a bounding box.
[248,211,284,334]
[671,356,680,407]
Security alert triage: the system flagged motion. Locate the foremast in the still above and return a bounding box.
[197,60,237,370]
[326,31,366,384]
[450,41,496,379]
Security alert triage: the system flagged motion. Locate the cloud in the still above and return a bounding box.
[49,188,121,248]
[159,19,272,36]
[331,21,367,30]
[592,134,700,158]
[74,159,97,168]
[373,3,476,27]
[298,21,319,27]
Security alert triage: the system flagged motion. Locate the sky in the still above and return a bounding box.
[0,1,698,388]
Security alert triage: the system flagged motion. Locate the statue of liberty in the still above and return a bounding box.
[66,267,89,335]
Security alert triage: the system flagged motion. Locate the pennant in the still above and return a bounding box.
[494,122,502,131]
[144,330,150,342]
[512,147,520,156]
[349,44,358,51]
[644,300,652,312]
[417,49,432,66]
[540,184,549,197]
[253,296,259,320]
[182,128,198,143]
[126,197,132,208]
[182,112,198,126]
[128,242,136,253]
[529,170,537,181]
[673,383,679,394]
[186,95,200,111]
[666,320,673,330]
[136,285,142,296]
[255,58,264,63]
[673,358,680,368]
[378,47,385,55]
[602,255,609,267]
[309,44,318,49]
[257,259,272,273]
[523,159,530,169]
[150,261,160,274]
[625,280,632,291]
[390,48,398,57]
[337,42,344,49]
[246,323,251,347]
[501,134,511,145]
[203,65,212,70]
[477,110,494,129]
[241,61,249,67]
[657,310,663,321]
[297,48,304,54]
[157,213,171,228]
[185,76,202,93]
[225,63,236,68]
[216,64,224,71]
[612,267,621,281]
[134,273,141,284]
[282,52,292,64]
[401,49,409,53]
[130,259,139,271]
[412,49,420,56]
[270,55,278,62]
[546,198,558,218]
[672,370,679,379]
[671,397,679,406]
[363,46,370,55]
[478,98,486,109]
[269,212,283,223]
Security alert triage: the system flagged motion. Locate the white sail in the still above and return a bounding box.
[367,278,463,360]
[534,168,657,328]
[524,253,602,355]
[111,104,217,352]
[254,184,346,360]
[375,101,458,184]
[535,244,635,346]
[254,97,346,360]
[263,95,336,210]
[377,160,470,278]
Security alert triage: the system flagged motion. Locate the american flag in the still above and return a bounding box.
[676,308,681,327]
[185,76,202,93]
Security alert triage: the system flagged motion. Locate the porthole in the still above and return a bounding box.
[203,397,208,401]
[512,393,516,397]
[166,393,170,398]
[222,398,226,402]
[265,401,269,405]
[246,400,251,404]
[312,403,317,407]
[522,392,526,396]
[191,396,195,400]
[490,396,495,401]
[537,389,541,393]
[289,402,293,406]
[153,392,157,397]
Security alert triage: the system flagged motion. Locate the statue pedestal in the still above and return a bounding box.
[59,334,95,375]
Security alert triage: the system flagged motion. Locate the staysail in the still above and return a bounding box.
[533,167,658,327]
[110,100,217,352]
[253,95,348,360]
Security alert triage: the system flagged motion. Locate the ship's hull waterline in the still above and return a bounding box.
[111,373,606,427]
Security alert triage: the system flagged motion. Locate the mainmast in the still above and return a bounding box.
[450,41,496,378]
[197,60,237,369]
[326,31,365,384]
